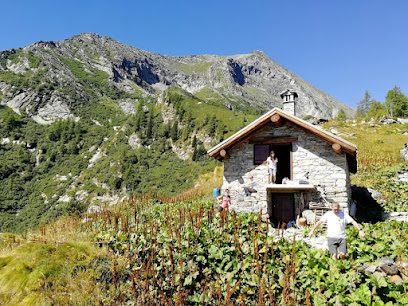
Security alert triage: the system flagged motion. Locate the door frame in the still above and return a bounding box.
[271,192,295,226]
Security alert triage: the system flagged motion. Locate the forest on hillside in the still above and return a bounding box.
[0,87,258,232]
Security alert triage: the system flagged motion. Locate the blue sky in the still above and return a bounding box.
[2,0,408,109]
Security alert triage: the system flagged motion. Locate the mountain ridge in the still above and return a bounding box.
[0,32,354,123]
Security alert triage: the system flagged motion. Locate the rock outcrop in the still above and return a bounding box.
[357,257,408,285]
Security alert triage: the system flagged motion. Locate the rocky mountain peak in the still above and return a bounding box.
[0,33,354,123]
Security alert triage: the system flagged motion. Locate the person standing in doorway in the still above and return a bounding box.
[266,151,278,184]
[309,202,366,260]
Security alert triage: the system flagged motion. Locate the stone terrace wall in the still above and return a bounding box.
[222,122,351,215]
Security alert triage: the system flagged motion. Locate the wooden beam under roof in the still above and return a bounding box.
[271,114,286,127]
[249,137,298,145]
[220,149,230,160]
[332,143,343,154]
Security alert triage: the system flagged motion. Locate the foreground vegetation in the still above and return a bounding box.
[0,194,407,305]
[0,217,114,305]
[91,198,408,305]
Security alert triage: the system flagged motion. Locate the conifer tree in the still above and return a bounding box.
[366,100,386,119]
[146,111,153,139]
[385,86,408,117]
[170,121,178,142]
[336,109,347,122]
[356,90,372,118]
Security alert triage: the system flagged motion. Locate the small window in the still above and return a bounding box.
[254,144,269,164]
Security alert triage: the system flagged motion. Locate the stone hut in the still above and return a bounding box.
[208,97,357,225]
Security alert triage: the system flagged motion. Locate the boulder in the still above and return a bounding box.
[356,264,368,272]
[356,264,377,274]
[378,256,394,266]
[389,275,403,285]
[378,257,399,276]
[302,210,316,224]
[87,205,103,214]
[330,128,339,135]
[396,261,408,269]
[389,212,408,222]
[367,188,382,201]
[378,116,400,124]
[401,143,408,161]
[374,271,387,277]
[366,265,378,274]
[397,118,408,124]
[396,171,408,183]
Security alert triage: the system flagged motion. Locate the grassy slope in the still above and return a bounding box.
[324,120,408,212]
[0,218,114,305]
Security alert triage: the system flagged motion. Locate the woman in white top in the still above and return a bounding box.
[266,151,278,184]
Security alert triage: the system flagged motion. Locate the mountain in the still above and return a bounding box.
[0,33,355,233]
[0,33,353,123]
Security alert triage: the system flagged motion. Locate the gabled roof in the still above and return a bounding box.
[208,108,358,173]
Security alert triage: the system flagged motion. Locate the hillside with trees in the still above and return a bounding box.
[356,87,408,120]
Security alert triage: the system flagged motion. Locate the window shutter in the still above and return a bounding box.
[254,144,269,164]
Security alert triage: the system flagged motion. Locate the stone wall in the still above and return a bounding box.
[222,121,351,217]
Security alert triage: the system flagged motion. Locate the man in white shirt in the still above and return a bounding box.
[309,203,366,260]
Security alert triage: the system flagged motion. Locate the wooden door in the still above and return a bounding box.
[272,193,295,225]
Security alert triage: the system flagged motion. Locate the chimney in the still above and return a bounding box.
[280,90,298,116]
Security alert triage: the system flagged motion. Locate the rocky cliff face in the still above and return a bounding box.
[0,33,354,123]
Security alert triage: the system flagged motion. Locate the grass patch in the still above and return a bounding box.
[193,85,224,102]
[165,86,258,138]
[243,85,270,99]
[323,122,408,173]
[173,60,214,74]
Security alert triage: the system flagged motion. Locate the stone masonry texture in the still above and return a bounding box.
[221,121,351,219]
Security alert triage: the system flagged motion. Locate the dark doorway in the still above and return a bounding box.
[271,144,292,184]
[271,193,295,225]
